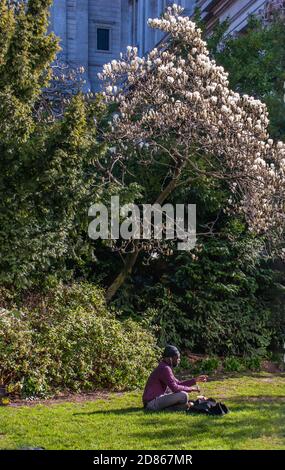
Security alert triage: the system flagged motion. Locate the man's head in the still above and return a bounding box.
[163,345,180,367]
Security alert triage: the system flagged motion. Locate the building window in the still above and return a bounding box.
[97,27,110,51]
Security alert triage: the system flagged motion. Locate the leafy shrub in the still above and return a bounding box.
[192,357,220,375]
[243,356,262,371]
[223,357,244,373]
[176,355,191,372]
[118,235,277,357]
[0,283,159,397]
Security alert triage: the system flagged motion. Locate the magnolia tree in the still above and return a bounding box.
[99,4,285,301]
[36,59,88,122]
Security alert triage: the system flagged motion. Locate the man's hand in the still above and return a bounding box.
[196,375,208,383]
[189,385,200,393]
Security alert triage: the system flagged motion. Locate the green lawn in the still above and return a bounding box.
[0,373,284,450]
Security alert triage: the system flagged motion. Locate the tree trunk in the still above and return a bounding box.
[105,246,140,303]
[106,163,184,302]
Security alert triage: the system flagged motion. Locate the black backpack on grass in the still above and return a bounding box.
[187,398,229,416]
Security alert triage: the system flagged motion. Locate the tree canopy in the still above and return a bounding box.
[99,4,285,300]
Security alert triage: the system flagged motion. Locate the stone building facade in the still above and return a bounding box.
[49,0,282,91]
[49,1,195,91]
[197,0,280,36]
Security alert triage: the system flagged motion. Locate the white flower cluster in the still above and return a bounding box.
[99,5,285,256]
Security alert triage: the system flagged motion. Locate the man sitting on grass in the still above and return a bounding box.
[143,345,208,412]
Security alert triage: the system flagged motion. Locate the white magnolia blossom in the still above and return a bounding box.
[99,4,285,257]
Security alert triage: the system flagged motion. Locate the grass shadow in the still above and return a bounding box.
[73,406,143,417]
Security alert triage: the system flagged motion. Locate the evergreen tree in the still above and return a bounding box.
[212,16,285,140]
[0,0,105,288]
